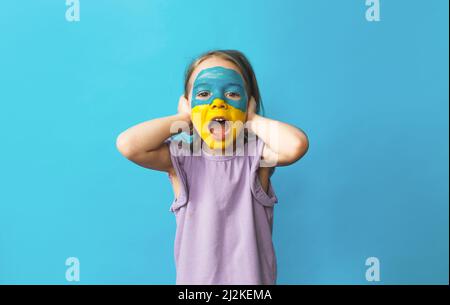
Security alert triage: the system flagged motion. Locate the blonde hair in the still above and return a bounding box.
[184,50,265,116]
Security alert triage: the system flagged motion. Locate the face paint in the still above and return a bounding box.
[191,66,248,150]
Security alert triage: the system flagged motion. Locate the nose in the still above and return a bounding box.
[210,98,228,110]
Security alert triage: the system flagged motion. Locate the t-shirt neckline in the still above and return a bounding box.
[201,142,246,161]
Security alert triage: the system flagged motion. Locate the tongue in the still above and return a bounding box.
[210,123,226,139]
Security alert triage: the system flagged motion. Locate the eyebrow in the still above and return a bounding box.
[225,83,244,88]
[194,82,243,88]
[193,83,210,90]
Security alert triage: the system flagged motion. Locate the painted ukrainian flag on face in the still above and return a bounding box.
[191,66,248,150]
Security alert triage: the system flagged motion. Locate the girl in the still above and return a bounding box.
[116,50,309,285]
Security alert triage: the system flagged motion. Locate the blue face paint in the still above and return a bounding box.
[191,67,248,112]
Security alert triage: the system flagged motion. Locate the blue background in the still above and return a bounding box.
[0,0,448,284]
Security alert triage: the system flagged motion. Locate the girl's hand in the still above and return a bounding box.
[246,96,257,121]
[177,95,191,121]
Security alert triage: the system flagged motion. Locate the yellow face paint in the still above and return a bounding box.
[191,67,248,150]
[191,99,246,150]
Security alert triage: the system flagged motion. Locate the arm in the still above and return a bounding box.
[247,98,309,167]
[116,96,191,172]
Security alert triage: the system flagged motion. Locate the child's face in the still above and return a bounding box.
[188,57,248,150]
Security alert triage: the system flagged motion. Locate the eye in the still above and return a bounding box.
[196,91,211,100]
[225,92,241,100]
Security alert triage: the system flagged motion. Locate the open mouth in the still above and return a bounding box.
[208,116,231,140]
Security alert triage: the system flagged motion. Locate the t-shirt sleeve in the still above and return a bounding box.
[250,136,278,207]
[164,137,190,213]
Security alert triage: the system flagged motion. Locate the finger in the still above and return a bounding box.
[179,95,187,104]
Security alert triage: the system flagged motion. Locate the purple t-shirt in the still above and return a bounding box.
[166,134,278,285]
